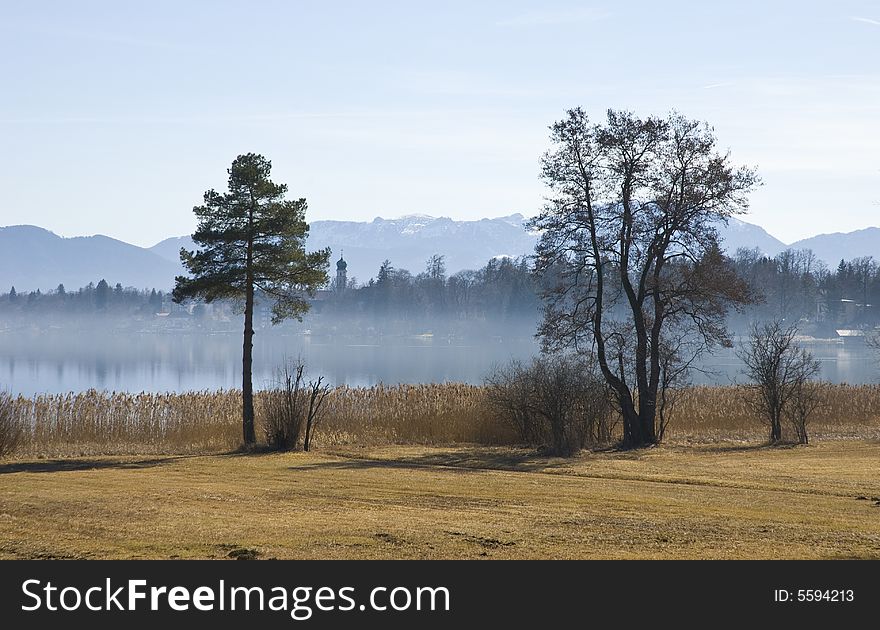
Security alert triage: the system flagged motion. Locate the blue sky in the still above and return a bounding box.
[1,1,878,246]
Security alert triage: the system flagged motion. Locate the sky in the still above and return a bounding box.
[0,0,878,247]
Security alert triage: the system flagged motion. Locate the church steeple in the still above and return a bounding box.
[336,250,347,292]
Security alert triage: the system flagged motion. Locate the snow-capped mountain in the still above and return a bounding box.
[151,214,540,283]
[148,215,875,284]
[304,213,539,281]
[716,217,786,257]
[4,213,878,292]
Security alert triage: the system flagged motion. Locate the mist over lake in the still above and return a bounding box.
[2,326,877,396]
[0,328,541,396]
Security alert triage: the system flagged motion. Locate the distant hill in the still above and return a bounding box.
[306,213,539,281]
[149,214,541,283]
[0,225,179,292]
[149,235,193,266]
[716,217,786,257]
[789,227,880,267]
[150,214,786,283]
[4,215,879,292]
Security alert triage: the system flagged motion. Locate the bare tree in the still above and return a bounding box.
[737,321,821,443]
[531,109,757,448]
[786,380,826,445]
[655,331,708,442]
[850,256,877,323]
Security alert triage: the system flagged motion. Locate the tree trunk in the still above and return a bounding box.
[638,387,658,446]
[303,414,313,452]
[619,397,643,448]
[769,412,782,443]
[241,198,257,448]
[242,280,256,446]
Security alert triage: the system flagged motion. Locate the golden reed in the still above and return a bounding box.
[4,383,879,457]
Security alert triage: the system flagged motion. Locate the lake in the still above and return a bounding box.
[1,329,877,395]
[0,329,539,395]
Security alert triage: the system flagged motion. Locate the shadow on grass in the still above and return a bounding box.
[288,448,570,474]
[683,441,805,455]
[0,456,184,475]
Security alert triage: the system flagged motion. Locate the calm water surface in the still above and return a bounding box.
[1,330,877,395]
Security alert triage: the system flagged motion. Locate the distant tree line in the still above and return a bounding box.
[3,249,880,334]
[322,254,540,322]
[329,246,880,334]
[731,248,880,332]
[0,280,166,316]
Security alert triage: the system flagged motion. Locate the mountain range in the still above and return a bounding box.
[149,213,539,288]
[0,214,875,292]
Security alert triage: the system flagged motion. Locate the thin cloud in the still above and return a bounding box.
[496,8,609,27]
[851,16,880,26]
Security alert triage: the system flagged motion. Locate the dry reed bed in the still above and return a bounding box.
[4,383,880,457]
[672,384,880,442]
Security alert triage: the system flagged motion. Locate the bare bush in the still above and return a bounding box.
[485,355,612,455]
[737,321,821,443]
[0,392,24,458]
[263,361,306,450]
[484,360,543,444]
[262,361,332,452]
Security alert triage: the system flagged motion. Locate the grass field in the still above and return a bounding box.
[2,440,879,559]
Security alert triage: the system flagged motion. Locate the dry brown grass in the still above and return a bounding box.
[6,390,243,456]
[1,441,879,559]
[3,384,879,559]
[317,383,510,447]
[3,384,511,457]
[669,384,880,442]
[3,383,880,457]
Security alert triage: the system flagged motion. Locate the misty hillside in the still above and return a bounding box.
[150,214,541,283]
[717,217,786,257]
[151,214,789,283]
[2,215,876,292]
[0,226,179,292]
[789,227,880,267]
[306,213,540,281]
[149,235,192,265]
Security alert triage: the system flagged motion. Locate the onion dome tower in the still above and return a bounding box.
[336,251,347,292]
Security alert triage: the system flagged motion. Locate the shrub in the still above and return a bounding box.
[263,361,307,451]
[737,321,821,444]
[262,361,332,452]
[485,355,613,455]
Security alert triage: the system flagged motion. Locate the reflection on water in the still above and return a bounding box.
[0,330,877,395]
[0,330,539,395]
[695,339,880,386]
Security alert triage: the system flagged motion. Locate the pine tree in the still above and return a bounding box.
[173,153,330,446]
[95,279,110,310]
